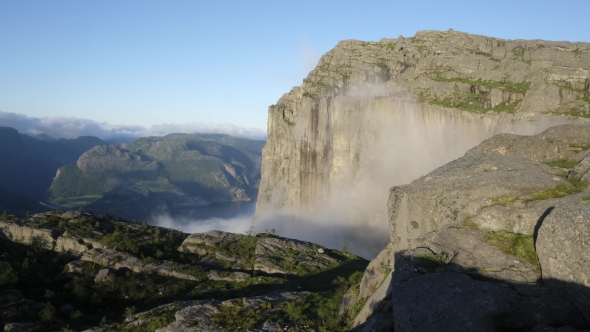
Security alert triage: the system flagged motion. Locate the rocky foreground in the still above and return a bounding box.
[345,124,590,331]
[0,211,368,331]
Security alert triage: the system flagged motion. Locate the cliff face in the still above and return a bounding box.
[256,30,590,256]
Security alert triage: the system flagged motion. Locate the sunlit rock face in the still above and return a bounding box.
[255,30,590,258]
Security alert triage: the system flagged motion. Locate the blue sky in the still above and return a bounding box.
[1,0,589,136]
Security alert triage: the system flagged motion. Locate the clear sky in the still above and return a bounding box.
[1,0,589,134]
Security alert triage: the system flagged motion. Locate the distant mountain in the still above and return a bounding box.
[0,126,108,200]
[0,189,49,216]
[45,133,265,220]
[20,133,108,165]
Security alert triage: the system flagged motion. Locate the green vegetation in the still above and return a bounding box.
[491,194,517,206]
[429,93,521,114]
[457,215,480,230]
[283,117,296,127]
[0,211,369,331]
[413,252,449,272]
[211,300,267,332]
[45,134,264,219]
[385,42,397,50]
[433,76,530,94]
[578,196,590,205]
[528,181,588,201]
[544,159,578,169]
[482,231,539,268]
[563,107,590,119]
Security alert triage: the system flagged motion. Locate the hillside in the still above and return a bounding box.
[0,127,107,206]
[0,211,367,331]
[45,134,265,220]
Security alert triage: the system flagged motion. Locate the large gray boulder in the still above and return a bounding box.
[537,205,590,323]
[388,152,569,252]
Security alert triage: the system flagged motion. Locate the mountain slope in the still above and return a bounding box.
[46,134,265,219]
[0,127,108,201]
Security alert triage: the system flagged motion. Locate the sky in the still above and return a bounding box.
[1,0,589,139]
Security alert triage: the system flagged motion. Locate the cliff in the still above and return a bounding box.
[256,30,590,257]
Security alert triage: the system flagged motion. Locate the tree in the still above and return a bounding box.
[124,306,136,320]
[39,302,57,323]
[0,262,18,287]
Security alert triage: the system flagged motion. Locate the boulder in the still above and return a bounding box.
[537,205,590,323]
[94,268,115,282]
[568,153,590,182]
[388,152,569,253]
[65,260,86,274]
[61,211,82,220]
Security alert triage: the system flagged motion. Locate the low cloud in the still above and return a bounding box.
[152,213,254,234]
[0,110,266,141]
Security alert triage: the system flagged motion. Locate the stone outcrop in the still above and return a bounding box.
[0,221,59,249]
[256,30,590,257]
[352,124,590,331]
[55,232,103,255]
[124,292,308,332]
[537,206,590,324]
[81,248,199,281]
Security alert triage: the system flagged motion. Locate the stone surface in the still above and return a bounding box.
[388,151,571,253]
[569,153,590,182]
[55,232,103,256]
[392,272,515,332]
[537,205,590,324]
[82,248,199,281]
[94,268,115,282]
[65,260,86,274]
[126,292,308,332]
[206,270,250,282]
[0,221,59,249]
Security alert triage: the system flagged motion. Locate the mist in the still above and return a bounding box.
[255,81,562,259]
[152,213,254,234]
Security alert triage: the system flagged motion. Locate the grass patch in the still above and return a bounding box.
[563,107,590,119]
[491,194,517,206]
[482,231,539,267]
[429,93,521,114]
[544,159,577,168]
[578,196,590,205]
[528,182,588,201]
[433,76,530,94]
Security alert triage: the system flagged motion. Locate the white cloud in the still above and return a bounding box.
[0,110,266,141]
